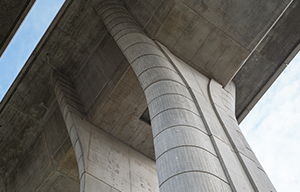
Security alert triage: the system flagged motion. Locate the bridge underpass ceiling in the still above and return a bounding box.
[88,67,154,160]
[122,0,300,120]
[1,0,300,186]
[123,0,291,85]
[233,1,300,119]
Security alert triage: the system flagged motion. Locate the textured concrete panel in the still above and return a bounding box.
[234,0,300,121]
[53,71,159,192]
[156,147,227,184]
[89,67,154,160]
[153,126,215,159]
[127,0,289,86]
[80,118,159,192]
[234,51,278,117]
[45,174,79,192]
[7,134,53,192]
[3,102,80,192]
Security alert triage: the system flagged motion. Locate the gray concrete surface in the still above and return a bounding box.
[52,71,159,192]
[98,2,231,190]
[3,102,79,191]
[0,0,299,191]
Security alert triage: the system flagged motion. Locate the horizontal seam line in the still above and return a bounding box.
[100,5,125,19]
[114,26,143,40]
[156,145,217,160]
[159,170,229,187]
[105,15,136,29]
[151,107,201,121]
[137,66,178,78]
[115,29,145,41]
[115,32,150,44]
[109,20,138,32]
[130,53,170,66]
[147,93,193,106]
[153,124,208,139]
[151,107,199,121]
[143,79,186,92]
[123,41,159,54]
[103,13,132,24]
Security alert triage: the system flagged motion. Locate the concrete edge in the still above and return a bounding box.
[0,0,74,114]
[0,0,37,58]
[237,42,300,124]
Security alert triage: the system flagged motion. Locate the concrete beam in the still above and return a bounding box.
[0,0,36,57]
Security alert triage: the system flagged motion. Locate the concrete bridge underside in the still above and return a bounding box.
[1,0,300,191]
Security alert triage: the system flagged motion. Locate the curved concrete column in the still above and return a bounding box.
[51,71,91,191]
[208,79,276,192]
[96,1,233,191]
[158,44,276,191]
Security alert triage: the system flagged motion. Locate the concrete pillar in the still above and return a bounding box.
[95,1,276,192]
[96,1,232,191]
[159,44,277,192]
[52,72,159,192]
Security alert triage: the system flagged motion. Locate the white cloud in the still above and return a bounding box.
[241,54,300,192]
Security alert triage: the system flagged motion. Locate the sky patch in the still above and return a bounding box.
[0,0,65,101]
[241,54,300,191]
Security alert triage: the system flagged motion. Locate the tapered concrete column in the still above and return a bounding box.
[95,1,234,191]
[51,71,90,191]
[208,79,276,192]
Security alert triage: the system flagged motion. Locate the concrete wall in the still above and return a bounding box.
[71,32,129,119]
[52,72,159,192]
[77,118,159,192]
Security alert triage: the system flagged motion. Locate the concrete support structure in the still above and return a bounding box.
[52,72,159,192]
[2,0,300,191]
[50,1,276,191]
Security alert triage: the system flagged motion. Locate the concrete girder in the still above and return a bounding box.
[0,0,36,57]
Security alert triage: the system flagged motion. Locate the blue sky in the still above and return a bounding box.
[0,0,299,191]
[240,54,300,191]
[0,0,65,99]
